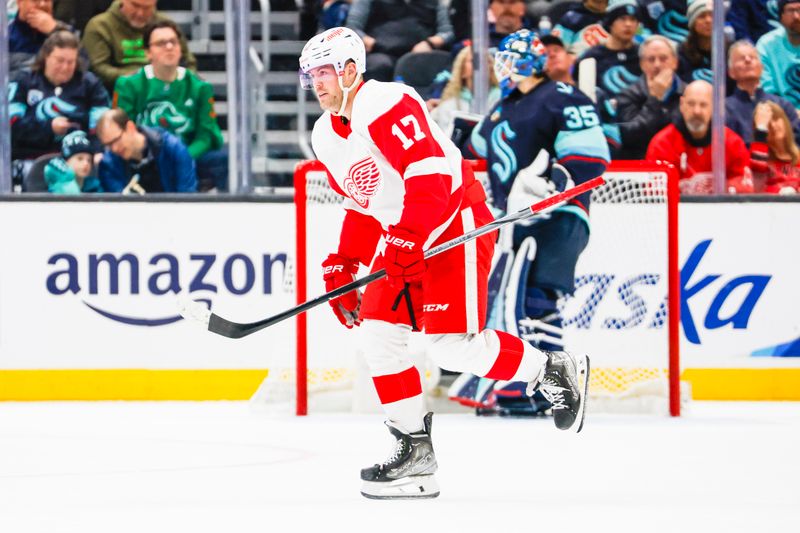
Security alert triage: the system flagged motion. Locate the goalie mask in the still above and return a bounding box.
[493,29,548,97]
[299,27,366,116]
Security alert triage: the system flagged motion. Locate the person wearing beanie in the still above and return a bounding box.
[552,0,609,57]
[677,0,734,93]
[574,0,642,97]
[685,0,710,30]
[43,130,103,194]
[756,0,800,108]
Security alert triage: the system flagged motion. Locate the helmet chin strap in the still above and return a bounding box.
[332,73,362,117]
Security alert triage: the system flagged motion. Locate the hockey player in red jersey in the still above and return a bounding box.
[299,27,590,500]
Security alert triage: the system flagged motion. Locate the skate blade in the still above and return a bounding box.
[361,475,440,500]
[572,354,590,434]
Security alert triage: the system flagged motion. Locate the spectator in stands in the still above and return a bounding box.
[44,129,103,193]
[345,0,454,82]
[319,0,351,31]
[489,0,530,46]
[430,45,500,133]
[574,0,641,96]
[542,33,574,84]
[81,0,196,91]
[54,0,112,35]
[553,0,608,57]
[726,40,800,146]
[757,0,800,108]
[9,30,110,162]
[676,0,733,93]
[677,0,711,82]
[646,80,752,194]
[607,34,685,159]
[95,108,197,193]
[727,0,780,43]
[749,100,800,193]
[113,20,227,191]
[449,0,532,58]
[638,0,688,45]
[8,0,72,73]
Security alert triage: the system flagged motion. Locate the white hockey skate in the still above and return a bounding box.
[360,412,439,499]
[527,351,590,433]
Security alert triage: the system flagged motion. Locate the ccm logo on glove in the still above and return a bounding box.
[384,236,416,249]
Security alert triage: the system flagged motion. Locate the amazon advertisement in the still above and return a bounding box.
[0,201,297,370]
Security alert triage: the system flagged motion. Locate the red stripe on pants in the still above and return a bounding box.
[484,331,524,380]
[372,366,423,404]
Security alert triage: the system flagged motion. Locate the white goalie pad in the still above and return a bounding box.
[503,236,537,338]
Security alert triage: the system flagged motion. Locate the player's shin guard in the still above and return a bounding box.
[360,320,426,432]
[504,237,565,352]
[429,329,547,384]
[360,412,439,499]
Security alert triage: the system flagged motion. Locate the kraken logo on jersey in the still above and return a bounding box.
[490,121,518,184]
[35,97,78,122]
[139,101,192,135]
[656,10,688,44]
[603,65,640,95]
[692,67,713,83]
[344,157,381,208]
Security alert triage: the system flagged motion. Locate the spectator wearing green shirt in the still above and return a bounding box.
[81,0,196,92]
[113,19,227,191]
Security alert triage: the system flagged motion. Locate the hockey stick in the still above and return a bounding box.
[180,176,605,339]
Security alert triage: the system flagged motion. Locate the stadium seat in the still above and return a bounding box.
[393,50,454,100]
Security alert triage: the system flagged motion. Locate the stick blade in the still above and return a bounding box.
[208,313,251,339]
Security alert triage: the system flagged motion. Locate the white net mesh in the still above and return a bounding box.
[255,162,681,414]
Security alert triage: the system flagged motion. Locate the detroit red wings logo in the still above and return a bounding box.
[344,157,381,208]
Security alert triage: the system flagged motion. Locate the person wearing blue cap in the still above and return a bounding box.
[43,130,103,194]
[574,0,643,97]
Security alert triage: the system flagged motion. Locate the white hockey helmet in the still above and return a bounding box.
[298,27,366,90]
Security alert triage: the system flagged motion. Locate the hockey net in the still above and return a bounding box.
[252,160,682,416]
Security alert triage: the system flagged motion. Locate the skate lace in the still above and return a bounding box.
[381,439,408,468]
[538,376,567,410]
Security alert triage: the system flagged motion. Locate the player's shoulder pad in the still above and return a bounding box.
[351,80,421,132]
[310,112,335,154]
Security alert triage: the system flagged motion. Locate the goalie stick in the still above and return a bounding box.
[179,176,606,339]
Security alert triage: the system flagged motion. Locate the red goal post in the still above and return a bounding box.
[290,159,681,417]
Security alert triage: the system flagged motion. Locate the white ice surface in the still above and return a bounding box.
[1,401,798,533]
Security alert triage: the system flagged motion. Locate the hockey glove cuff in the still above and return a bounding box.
[322,253,361,328]
[383,226,426,289]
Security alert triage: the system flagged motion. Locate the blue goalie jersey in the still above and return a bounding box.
[465,80,610,225]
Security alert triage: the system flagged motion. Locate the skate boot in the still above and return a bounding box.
[360,412,439,499]
[527,351,589,433]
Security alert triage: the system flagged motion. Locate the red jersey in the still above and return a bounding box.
[645,123,753,194]
[311,80,470,251]
[749,137,800,193]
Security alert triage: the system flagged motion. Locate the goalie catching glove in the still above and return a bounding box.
[383,226,426,289]
[322,253,362,328]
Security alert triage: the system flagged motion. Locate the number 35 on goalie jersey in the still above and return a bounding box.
[465,80,610,220]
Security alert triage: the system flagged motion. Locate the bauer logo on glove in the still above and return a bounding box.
[383,226,426,288]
